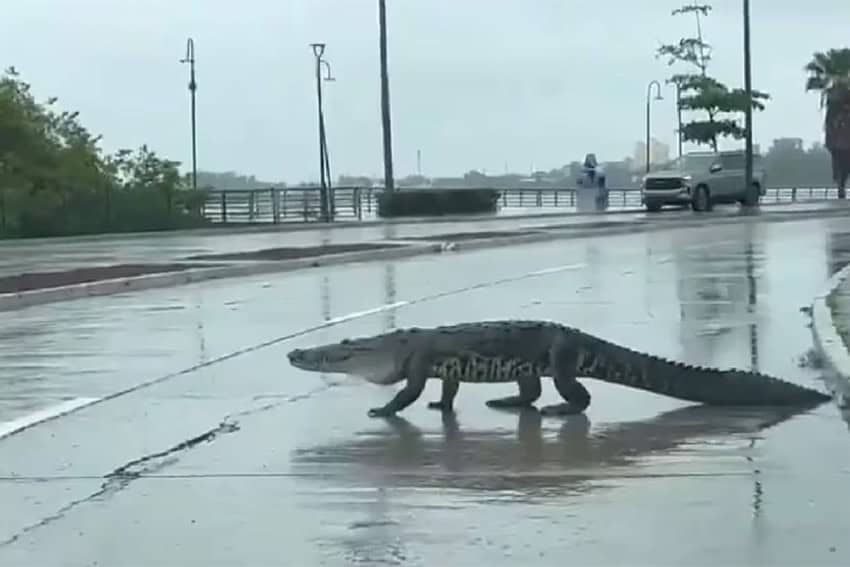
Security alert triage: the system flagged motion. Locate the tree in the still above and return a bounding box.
[805,47,850,199]
[0,66,206,237]
[656,3,770,152]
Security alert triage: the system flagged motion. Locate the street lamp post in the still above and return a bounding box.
[675,82,683,158]
[320,59,336,217]
[743,0,754,205]
[378,0,395,192]
[310,42,331,222]
[645,80,664,173]
[179,38,198,190]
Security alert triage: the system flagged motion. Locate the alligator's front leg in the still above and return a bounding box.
[427,379,459,412]
[540,336,591,416]
[485,376,542,408]
[368,351,430,418]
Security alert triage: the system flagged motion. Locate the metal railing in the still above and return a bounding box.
[200,186,841,224]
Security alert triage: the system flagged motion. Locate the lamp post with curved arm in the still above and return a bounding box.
[179,38,197,189]
[310,42,331,222]
[743,0,754,206]
[645,80,664,173]
[319,58,336,217]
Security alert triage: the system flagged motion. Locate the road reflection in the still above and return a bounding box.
[292,404,816,498]
[297,403,823,564]
[673,223,762,371]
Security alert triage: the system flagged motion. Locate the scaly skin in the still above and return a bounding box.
[286,320,832,418]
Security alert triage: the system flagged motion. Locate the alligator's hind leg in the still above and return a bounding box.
[428,379,459,412]
[485,376,542,408]
[540,336,591,416]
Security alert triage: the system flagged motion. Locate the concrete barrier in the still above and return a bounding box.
[811,263,850,406]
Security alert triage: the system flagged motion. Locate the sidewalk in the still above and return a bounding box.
[811,263,850,407]
[830,283,850,357]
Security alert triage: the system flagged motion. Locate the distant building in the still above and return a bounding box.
[632,138,670,171]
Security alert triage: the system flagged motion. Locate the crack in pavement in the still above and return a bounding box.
[0,381,335,549]
[0,420,239,548]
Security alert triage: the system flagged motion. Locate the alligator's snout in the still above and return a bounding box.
[287,349,303,362]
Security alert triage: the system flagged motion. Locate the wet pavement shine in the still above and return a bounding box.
[0,200,842,279]
[1,213,850,565]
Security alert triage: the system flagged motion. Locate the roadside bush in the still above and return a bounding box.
[376,188,501,217]
[0,67,210,239]
[2,187,210,238]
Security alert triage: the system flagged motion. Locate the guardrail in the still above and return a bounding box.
[200,186,841,224]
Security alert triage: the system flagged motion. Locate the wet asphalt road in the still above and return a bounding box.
[2,213,850,565]
[0,201,840,278]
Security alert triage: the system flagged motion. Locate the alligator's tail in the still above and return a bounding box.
[574,331,833,407]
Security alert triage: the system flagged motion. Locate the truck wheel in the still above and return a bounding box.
[645,202,662,212]
[691,185,711,212]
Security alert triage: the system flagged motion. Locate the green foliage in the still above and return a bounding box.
[656,3,770,151]
[805,48,850,108]
[376,188,500,218]
[0,66,208,238]
[805,47,850,197]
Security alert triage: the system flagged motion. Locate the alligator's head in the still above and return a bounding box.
[287,334,406,385]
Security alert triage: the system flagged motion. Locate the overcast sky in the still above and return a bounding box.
[3,0,847,183]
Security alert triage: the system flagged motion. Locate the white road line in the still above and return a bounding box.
[325,301,410,325]
[526,264,587,277]
[0,397,101,441]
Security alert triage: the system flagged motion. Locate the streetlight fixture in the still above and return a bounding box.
[645,80,664,173]
[742,0,754,206]
[321,60,335,82]
[179,38,198,190]
[310,42,331,222]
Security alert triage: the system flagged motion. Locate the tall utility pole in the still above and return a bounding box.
[645,80,664,173]
[319,59,336,217]
[743,0,754,204]
[416,149,422,176]
[675,83,683,158]
[378,0,395,191]
[180,38,198,189]
[310,42,331,222]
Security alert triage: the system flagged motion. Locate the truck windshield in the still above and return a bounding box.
[664,154,717,171]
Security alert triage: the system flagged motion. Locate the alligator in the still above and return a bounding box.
[286,320,832,418]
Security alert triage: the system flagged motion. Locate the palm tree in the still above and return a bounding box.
[805,48,850,199]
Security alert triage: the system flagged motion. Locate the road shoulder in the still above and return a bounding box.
[810,262,850,405]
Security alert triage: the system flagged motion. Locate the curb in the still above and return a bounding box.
[0,242,444,312]
[810,262,850,405]
[0,208,641,245]
[2,206,850,313]
[451,206,850,253]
